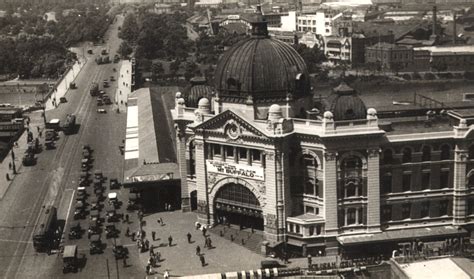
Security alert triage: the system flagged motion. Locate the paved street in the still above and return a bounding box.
[0,13,127,279]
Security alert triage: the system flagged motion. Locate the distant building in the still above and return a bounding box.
[323,36,352,64]
[154,4,173,14]
[115,59,135,113]
[416,45,474,72]
[365,42,414,71]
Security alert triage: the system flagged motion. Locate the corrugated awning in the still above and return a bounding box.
[338,226,467,246]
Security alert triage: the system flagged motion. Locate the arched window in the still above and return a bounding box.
[383,149,393,164]
[402,147,412,163]
[440,144,450,160]
[422,145,431,162]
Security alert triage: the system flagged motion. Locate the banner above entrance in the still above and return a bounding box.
[206,160,264,181]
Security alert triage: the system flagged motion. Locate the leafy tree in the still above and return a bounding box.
[118,41,133,58]
[391,62,403,75]
[293,43,326,73]
[119,13,139,44]
[151,62,164,79]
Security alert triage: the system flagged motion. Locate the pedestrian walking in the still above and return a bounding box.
[307,254,312,268]
[204,238,208,248]
[6,173,10,181]
[125,227,130,237]
[146,264,150,275]
[160,217,163,225]
[155,251,161,262]
[168,235,173,246]
[187,232,192,243]
[164,270,169,279]
[196,245,201,256]
[8,162,11,170]
[202,226,207,237]
[152,231,156,241]
[200,254,206,267]
[208,237,212,248]
[145,239,150,251]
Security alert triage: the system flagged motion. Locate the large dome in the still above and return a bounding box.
[214,18,311,103]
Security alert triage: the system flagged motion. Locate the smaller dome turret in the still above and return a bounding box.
[323,111,334,120]
[268,104,283,121]
[198,98,211,114]
[326,82,367,121]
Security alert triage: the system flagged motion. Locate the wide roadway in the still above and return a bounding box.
[0,15,127,278]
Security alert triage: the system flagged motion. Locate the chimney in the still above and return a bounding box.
[432,6,437,37]
[453,11,457,45]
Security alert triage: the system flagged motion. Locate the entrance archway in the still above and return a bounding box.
[214,183,264,230]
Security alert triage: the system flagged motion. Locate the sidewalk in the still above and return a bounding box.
[0,111,44,199]
[131,210,339,278]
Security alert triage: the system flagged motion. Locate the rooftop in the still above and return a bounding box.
[124,87,178,184]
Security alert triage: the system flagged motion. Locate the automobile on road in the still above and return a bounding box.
[89,234,103,255]
[62,245,78,273]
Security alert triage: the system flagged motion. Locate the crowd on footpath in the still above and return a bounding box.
[122,209,216,277]
[5,116,37,182]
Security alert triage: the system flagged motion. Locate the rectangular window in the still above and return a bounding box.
[439,200,449,216]
[440,171,449,188]
[382,174,392,194]
[358,208,363,225]
[402,203,411,219]
[213,144,221,156]
[305,179,316,196]
[347,208,356,225]
[225,146,234,158]
[251,149,261,163]
[239,148,247,161]
[421,172,430,190]
[402,174,411,192]
[421,201,430,218]
[305,206,315,214]
[382,205,392,222]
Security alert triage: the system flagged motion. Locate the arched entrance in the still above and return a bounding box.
[214,183,264,230]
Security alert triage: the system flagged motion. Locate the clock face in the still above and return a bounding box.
[226,122,240,139]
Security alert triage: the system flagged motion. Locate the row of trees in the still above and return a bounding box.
[119,11,192,61]
[0,3,109,79]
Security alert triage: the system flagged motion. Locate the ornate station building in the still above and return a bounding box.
[172,10,473,256]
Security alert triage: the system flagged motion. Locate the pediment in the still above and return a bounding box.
[193,110,267,139]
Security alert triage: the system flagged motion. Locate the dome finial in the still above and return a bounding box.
[250,5,268,37]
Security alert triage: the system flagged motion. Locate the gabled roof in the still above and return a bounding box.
[191,109,288,139]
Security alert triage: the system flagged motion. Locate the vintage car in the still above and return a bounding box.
[109,178,120,190]
[68,223,82,240]
[88,219,101,235]
[113,239,128,259]
[63,245,78,273]
[89,234,103,255]
[105,224,119,239]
